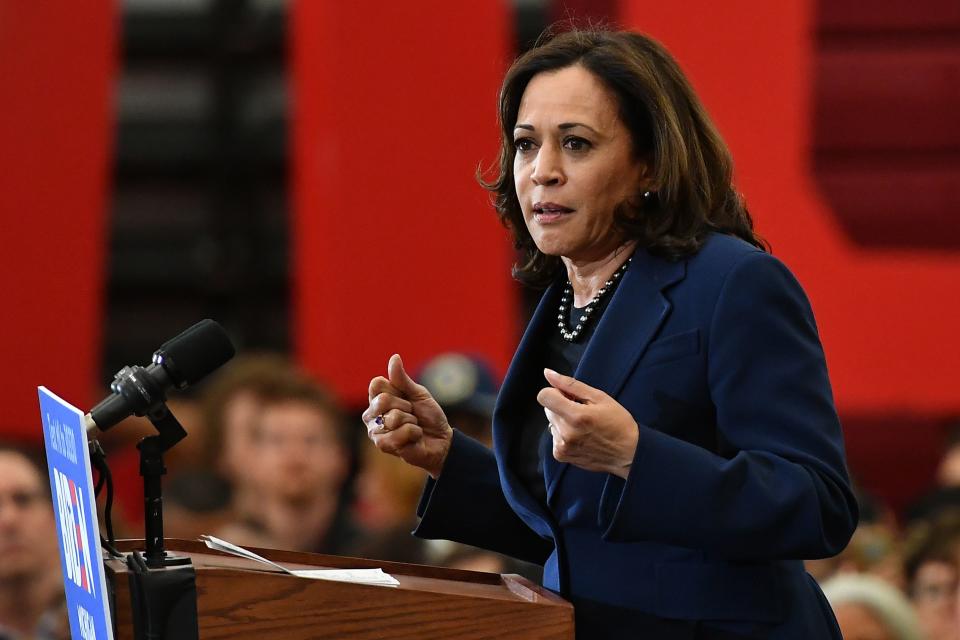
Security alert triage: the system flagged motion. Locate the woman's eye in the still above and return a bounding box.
[563,136,590,151]
[514,137,536,153]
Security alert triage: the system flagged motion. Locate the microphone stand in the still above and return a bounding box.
[139,402,192,568]
[124,402,201,639]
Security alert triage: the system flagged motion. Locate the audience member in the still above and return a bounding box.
[902,511,960,640]
[907,419,960,524]
[0,447,67,640]
[936,421,960,487]
[215,374,359,554]
[416,353,497,447]
[198,354,306,531]
[822,574,923,640]
[847,523,906,590]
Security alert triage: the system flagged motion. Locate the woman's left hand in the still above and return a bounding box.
[537,368,639,479]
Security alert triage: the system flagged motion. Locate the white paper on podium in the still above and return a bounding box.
[200,535,399,587]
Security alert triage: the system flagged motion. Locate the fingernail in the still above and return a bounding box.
[544,367,558,377]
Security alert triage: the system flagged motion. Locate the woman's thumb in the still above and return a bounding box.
[387,354,418,394]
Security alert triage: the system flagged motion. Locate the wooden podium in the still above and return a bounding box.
[105,539,574,639]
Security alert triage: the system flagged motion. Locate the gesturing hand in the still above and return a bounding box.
[362,354,453,479]
[537,368,639,479]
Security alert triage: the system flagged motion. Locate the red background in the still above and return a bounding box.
[0,2,116,440]
[0,0,957,512]
[291,1,517,401]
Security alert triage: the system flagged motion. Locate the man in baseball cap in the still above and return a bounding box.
[417,353,498,447]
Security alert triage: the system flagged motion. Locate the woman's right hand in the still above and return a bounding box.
[362,354,453,478]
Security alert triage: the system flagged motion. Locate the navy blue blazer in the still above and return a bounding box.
[415,233,858,638]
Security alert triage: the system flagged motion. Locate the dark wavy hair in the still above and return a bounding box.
[480,27,768,288]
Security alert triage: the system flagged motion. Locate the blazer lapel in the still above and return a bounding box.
[544,249,686,505]
[492,279,563,530]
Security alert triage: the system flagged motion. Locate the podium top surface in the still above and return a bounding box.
[107,539,568,607]
[106,539,574,640]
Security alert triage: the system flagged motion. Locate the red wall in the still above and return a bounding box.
[292,0,960,414]
[0,3,116,440]
[291,2,515,404]
[4,1,951,439]
[620,0,960,416]
[814,1,960,249]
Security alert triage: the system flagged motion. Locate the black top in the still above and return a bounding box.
[512,280,620,507]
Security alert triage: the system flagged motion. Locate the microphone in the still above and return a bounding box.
[87,319,235,433]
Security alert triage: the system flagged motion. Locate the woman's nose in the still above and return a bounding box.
[530,144,564,186]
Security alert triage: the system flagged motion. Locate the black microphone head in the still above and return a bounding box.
[152,319,235,388]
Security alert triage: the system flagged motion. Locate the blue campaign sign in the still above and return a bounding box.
[38,387,114,640]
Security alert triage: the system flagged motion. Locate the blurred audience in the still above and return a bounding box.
[806,472,960,640]
[902,511,960,640]
[822,574,923,640]
[200,353,305,524]
[163,470,233,541]
[12,345,958,639]
[89,394,206,533]
[348,441,430,563]
[0,447,67,640]
[935,421,960,487]
[214,369,358,554]
[847,522,906,590]
[417,353,497,447]
[807,484,904,588]
[907,419,960,525]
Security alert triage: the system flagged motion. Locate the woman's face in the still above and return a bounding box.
[513,64,647,264]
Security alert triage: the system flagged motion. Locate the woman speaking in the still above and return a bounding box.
[363,28,858,639]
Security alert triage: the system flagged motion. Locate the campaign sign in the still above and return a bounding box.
[38,387,114,640]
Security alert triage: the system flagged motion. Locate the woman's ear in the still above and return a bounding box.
[634,157,656,189]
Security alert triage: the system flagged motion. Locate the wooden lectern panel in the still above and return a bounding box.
[106,539,573,639]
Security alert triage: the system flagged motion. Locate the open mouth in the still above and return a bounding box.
[533,202,575,222]
[533,202,574,215]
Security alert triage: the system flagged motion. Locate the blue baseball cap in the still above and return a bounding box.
[416,353,498,417]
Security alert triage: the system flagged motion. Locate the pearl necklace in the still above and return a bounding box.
[557,258,631,342]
